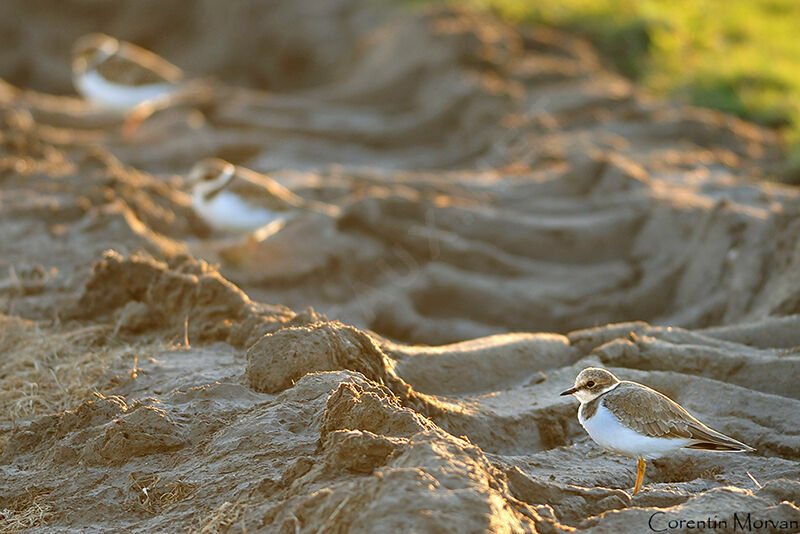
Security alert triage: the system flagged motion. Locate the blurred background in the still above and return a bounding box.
[430,0,800,181]
[0,0,798,347]
[3,0,798,179]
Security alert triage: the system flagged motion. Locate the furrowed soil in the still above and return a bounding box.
[1,1,799,532]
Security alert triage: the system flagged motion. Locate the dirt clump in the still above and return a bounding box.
[63,250,321,348]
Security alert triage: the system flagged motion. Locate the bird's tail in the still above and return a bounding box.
[687,441,754,452]
[686,424,755,452]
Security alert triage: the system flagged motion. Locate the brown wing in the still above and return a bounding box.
[227,173,307,212]
[603,382,752,451]
[96,43,182,86]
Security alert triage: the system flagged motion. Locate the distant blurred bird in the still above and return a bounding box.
[71,33,184,110]
[187,158,337,235]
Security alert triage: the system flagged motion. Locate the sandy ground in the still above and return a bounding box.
[1,0,800,532]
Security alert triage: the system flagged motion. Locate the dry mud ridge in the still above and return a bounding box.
[1,0,800,532]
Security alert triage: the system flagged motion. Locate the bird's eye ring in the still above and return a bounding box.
[586,380,595,388]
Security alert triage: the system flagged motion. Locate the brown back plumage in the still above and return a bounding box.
[226,169,308,212]
[73,33,183,86]
[95,51,181,86]
[601,381,753,452]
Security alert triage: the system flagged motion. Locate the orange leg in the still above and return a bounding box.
[633,457,646,495]
[120,104,152,140]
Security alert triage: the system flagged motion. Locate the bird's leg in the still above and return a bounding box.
[633,457,645,495]
[121,101,156,140]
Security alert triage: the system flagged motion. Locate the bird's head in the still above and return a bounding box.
[72,33,119,74]
[187,158,236,199]
[561,367,620,402]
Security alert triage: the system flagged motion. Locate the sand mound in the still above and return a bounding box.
[62,250,317,348]
[247,322,399,394]
[1,0,799,532]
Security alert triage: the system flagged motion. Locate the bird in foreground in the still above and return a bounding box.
[71,33,184,110]
[561,367,754,495]
[187,158,337,235]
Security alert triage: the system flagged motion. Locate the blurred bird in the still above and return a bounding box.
[561,367,754,495]
[187,158,337,235]
[71,33,184,110]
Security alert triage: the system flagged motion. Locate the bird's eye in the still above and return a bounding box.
[586,381,595,388]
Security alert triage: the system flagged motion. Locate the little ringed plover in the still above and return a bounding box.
[71,33,183,110]
[188,158,336,235]
[561,367,753,495]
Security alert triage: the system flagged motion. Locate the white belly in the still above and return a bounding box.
[75,70,175,110]
[193,191,284,234]
[579,401,691,459]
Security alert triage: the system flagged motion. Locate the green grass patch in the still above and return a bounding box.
[403,0,800,180]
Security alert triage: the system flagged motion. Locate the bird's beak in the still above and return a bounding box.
[560,387,577,396]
